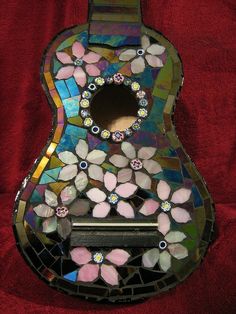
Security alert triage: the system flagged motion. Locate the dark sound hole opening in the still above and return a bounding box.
[90,85,139,132]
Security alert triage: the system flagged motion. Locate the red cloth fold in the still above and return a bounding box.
[0,0,235,313]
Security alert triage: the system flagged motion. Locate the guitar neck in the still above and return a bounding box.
[88,0,142,47]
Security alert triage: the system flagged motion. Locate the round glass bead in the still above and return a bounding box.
[82,90,92,99]
[132,122,141,131]
[95,77,105,86]
[93,252,104,264]
[139,98,148,107]
[159,240,167,250]
[124,78,132,86]
[80,109,89,118]
[80,99,90,108]
[125,128,133,137]
[74,58,83,66]
[108,193,119,205]
[113,73,124,85]
[88,83,97,92]
[101,129,111,139]
[55,206,69,218]
[138,108,148,118]
[130,158,143,171]
[131,82,140,92]
[84,117,93,127]
[137,48,145,56]
[106,77,113,84]
[161,201,171,212]
[112,131,125,142]
[136,90,146,99]
[91,125,100,134]
[79,160,88,170]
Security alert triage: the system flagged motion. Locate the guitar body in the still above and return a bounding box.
[13,0,214,303]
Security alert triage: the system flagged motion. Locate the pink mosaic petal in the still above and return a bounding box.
[85,64,101,76]
[116,201,135,218]
[106,249,130,266]
[135,171,151,189]
[83,51,101,64]
[56,52,73,64]
[171,207,191,223]
[141,35,150,50]
[139,199,160,216]
[70,247,92,265]
[121,142,136,159]
[78,264,99,282]
[119,49,136,61]
[143,160,162,174]
[157,180,171,201]
[92,202,111,218]
[60,185,77,205]
[158,213,170,236]
[73,67,86,87]
[117,168,132,183]
[171,188,191,204]
[55,66,74,80]
[109,154,129,168]
[145,55,163,68]
[138,147,156,160]
[131,56,145,74]
[86,188,106,203]
[101,264,119,286]
[168,244,188,259]
[72,41,85,59]
[104,171,117,192]
[115,183,137,198]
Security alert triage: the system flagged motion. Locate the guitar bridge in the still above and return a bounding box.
[70,217,159,248]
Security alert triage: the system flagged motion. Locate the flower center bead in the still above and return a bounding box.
[55,206,69,218]
[159,240,167,250]
[108,193,119,205]
[161,201,171,212]
[93,252,104,264]
[137,49,145,56]
[74,58,83,66]
[130,158,143,171]
[79,160,88,170]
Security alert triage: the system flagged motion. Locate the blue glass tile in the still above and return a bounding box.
[96,141,109,152]
[192,185,203,207]
[55,80,70,100]
[75,31,88,47]
[63,97,80,118]
[56,134,75,154]
[103,62,125,76]
[182,164,191,178]
[30,190,43,203]
[65,78,80,97]
[65,125,87,139]
[163,169,183,183]
[44,167,62,180]
[64,270,77,282]
[39,173,56,184]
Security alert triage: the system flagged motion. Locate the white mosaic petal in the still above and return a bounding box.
[58,151,78,164]
[159,251,171,272]
[171,188,191,204]
[142,248,159,268]
[86,150,106,165]
[60,185,77,205]
[117,168,132,183]
[147,43,165,55]
[121,142,136,159]
[131,56,145,74]
[143,159,162,174]
[109,154,129,168]
[145,55,163,68]
[135,171,151,189]
[104,171,117,192]
[33,204,54,218]
[45,190,58,207]
[138,147,156,160]
[119,49,136,61]
[88,164,104,182]
[75,139,89,159]
[75,171,88,192]
[168,244,188,259]
[58,165,78,181]
[157,180,171,201]
[57,218,71,239]
[141,35,150,50]
[86,188,106,203]
[165,231,186,243]
[115,183,137,198]
[42,216,57,233]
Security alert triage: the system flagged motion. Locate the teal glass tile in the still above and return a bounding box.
[65,77,80,97]
[55,80,70,100]
[63,97,80,118]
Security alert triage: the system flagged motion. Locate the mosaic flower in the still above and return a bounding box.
[119,35,165,74]
[142,232,188,272]
[70,247,130,286]
[33,185,86,239]
[109,141,162,190]
[58,139,107,191]
[55,41,101,87]
[86,171,137,218]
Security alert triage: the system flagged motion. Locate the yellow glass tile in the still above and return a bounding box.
[49,182,69,195]
[68,116,83,127]
[44,72,54,90]
[93,0,139,6]
[46,142,57,158]
[15,200,26,223]
[53,124,64,143]
[50,90,63,108]
[16,223,29,247]
[32,157,49,182]
[49,156,65,169]
[92,13,139,22]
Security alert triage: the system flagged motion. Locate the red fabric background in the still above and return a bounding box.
[0,0,235,313]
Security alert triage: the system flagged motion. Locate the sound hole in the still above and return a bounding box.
[90,85,139,132]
